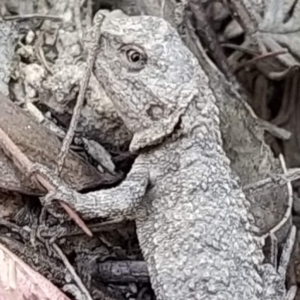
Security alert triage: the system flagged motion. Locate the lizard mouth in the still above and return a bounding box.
[130,93,197,153]
[135,117,183,154]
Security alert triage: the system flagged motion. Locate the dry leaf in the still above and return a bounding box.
[0,241,71,300]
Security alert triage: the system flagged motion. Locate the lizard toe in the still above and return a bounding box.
[27,162,63,189]
[40,187,75,220]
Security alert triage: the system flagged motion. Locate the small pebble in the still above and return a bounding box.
[25,30,35,44]
[129,282,137,294]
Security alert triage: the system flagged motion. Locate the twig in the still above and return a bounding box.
[3,14,63,22]
[53,243,93,300]
[160,0,166,18]
[74,0,83,41]
[252,74,270,120]
[188,0,233,79]
[56,13,105,174]
[268,65,300,81]
[286,286,297,300]
[244,167,300,192]
[225,0,259,36]
[258,119,291,140]
[137,287,149,300]
[221,43,259,56]
[17,41,32,55]
[233,50,288,73]
[0,127,92,237]
[225,0,267,55]
[0,218,26,234]
[52,218,130,239]
[260,154,293,239]
[86,0,93,28]
[36,32,53,75]
[272,73,298,126]
[38,45,53,74]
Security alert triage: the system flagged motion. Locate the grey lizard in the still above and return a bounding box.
[37,14,296,300]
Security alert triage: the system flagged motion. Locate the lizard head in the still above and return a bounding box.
[94,15,204,152]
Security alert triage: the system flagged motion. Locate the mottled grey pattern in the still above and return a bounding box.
[44,15,295,300]
[0,19,18,96]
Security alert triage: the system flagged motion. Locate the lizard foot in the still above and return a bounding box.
[40,185,80,220]
[37,221,69,244]
[26,163,80,220]
[26,162,64,190]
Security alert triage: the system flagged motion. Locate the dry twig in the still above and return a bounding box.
[3,14,62,22]
[221,43,259,56]
[56,13,105,174]
[189,0,233,79]
[257,154,294,239]
[233,50,288,73]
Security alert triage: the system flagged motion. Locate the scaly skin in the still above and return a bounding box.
[0,18,18,96]
[42,14,295,299]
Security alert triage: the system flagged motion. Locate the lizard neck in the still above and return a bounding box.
[173,96,223,149]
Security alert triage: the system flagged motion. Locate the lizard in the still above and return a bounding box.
[34,13,297,300]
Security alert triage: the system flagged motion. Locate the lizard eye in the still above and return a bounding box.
[120,45,147,71]
[127,49,142,63]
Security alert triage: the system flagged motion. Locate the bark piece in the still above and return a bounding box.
[0,92,118,194]
[94,261,149,283]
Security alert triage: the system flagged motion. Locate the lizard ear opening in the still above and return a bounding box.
[129,91,197,152]
[129,110,182,152]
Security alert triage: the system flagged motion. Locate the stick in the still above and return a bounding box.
[56,12,105,174]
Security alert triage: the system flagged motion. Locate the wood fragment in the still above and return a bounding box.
[95,261,149,283]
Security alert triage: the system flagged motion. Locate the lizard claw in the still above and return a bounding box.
[26,162,64,190]
[40,185,79,220]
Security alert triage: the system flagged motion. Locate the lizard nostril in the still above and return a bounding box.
[146,105,164,120]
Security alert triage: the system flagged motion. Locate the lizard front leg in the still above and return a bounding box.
[39,160,149,220]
